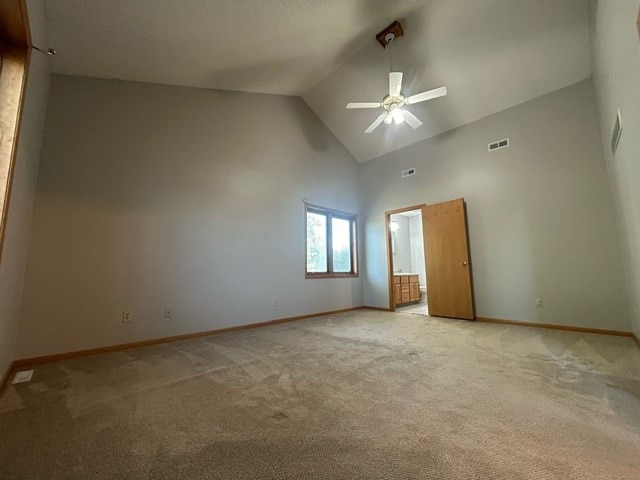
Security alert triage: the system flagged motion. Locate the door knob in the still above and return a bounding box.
[462,261,468,266]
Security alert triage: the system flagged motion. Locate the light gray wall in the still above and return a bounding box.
[17,75,361,358]
[390,214,411,273]
[360,79,630,331]
[409,216,426,287]
[0,52,50,375]
[589,1,640,337]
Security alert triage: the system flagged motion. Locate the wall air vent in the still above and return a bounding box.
[488,138,509,152]
[401,167,416,178]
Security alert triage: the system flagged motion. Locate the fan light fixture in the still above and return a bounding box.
[346,21,448,134]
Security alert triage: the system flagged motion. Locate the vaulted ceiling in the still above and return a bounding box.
[42,0,592,163]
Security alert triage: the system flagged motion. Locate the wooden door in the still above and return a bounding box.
[423,198,475,320]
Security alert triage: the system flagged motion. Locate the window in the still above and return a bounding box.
[306,205,358,278]
[0,1,30,260]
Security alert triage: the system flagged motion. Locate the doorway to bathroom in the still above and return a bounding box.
[385,199,476,320]
[388,207,429,316]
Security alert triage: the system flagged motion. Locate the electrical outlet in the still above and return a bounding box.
[535,298,542,308]
[272,298,278,306]
[122,310,132,323]
[164,308,173,318]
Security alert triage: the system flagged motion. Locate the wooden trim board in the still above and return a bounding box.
[0,45,30,265]
[0,360,17,395]
[0,0,32,47]
[362,305,393,312]
[477,316,634,338]
[0,0,31,266]
[12,307,364,369]
[4,309,638,392]
[385,204,426,216]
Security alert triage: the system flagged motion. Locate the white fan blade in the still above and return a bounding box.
[402,110,423,129]
[389,72,403,97]
[346,102,382,109]
[406,86,447,104]
[364,113,386,133]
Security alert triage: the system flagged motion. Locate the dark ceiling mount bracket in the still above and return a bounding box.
[376,20,403,48]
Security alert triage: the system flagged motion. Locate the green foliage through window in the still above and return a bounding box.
[306,206,357,277]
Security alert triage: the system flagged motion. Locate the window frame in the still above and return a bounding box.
[0,0,31,263]
[305,204,358,279]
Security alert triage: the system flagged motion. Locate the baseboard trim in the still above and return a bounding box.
[362,305,393,312]
[0,361,17,395]
[477,316,633,338]
[13,306,364,369]
[9,309,639,375]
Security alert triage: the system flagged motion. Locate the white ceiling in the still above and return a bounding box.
[41,0,592,164]
[43,0,425,96]
[303,0,593,162]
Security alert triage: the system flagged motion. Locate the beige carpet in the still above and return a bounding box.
[1,310,639,479]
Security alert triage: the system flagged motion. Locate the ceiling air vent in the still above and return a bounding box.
[488,138,509,152]
[401,167,416,178]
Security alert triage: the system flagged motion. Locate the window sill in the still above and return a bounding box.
[306,273,359,279]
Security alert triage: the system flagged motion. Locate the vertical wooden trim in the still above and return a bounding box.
[462,200,476,319]
[326,212,333,272]
[420,203,428,304]
[0,45,30,264]
[351,215,358,275]
[0,0,31,265]
[636,5,640,43]
[303,202,310,274]
[0,0,31,47]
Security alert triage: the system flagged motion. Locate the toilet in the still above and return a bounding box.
[419,285,427,304]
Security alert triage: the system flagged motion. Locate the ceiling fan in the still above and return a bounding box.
[346,21,447,134]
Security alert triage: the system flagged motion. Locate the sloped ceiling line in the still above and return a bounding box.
[43,0,592,164]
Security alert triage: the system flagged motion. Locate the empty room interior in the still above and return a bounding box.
[1,1,639,478]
